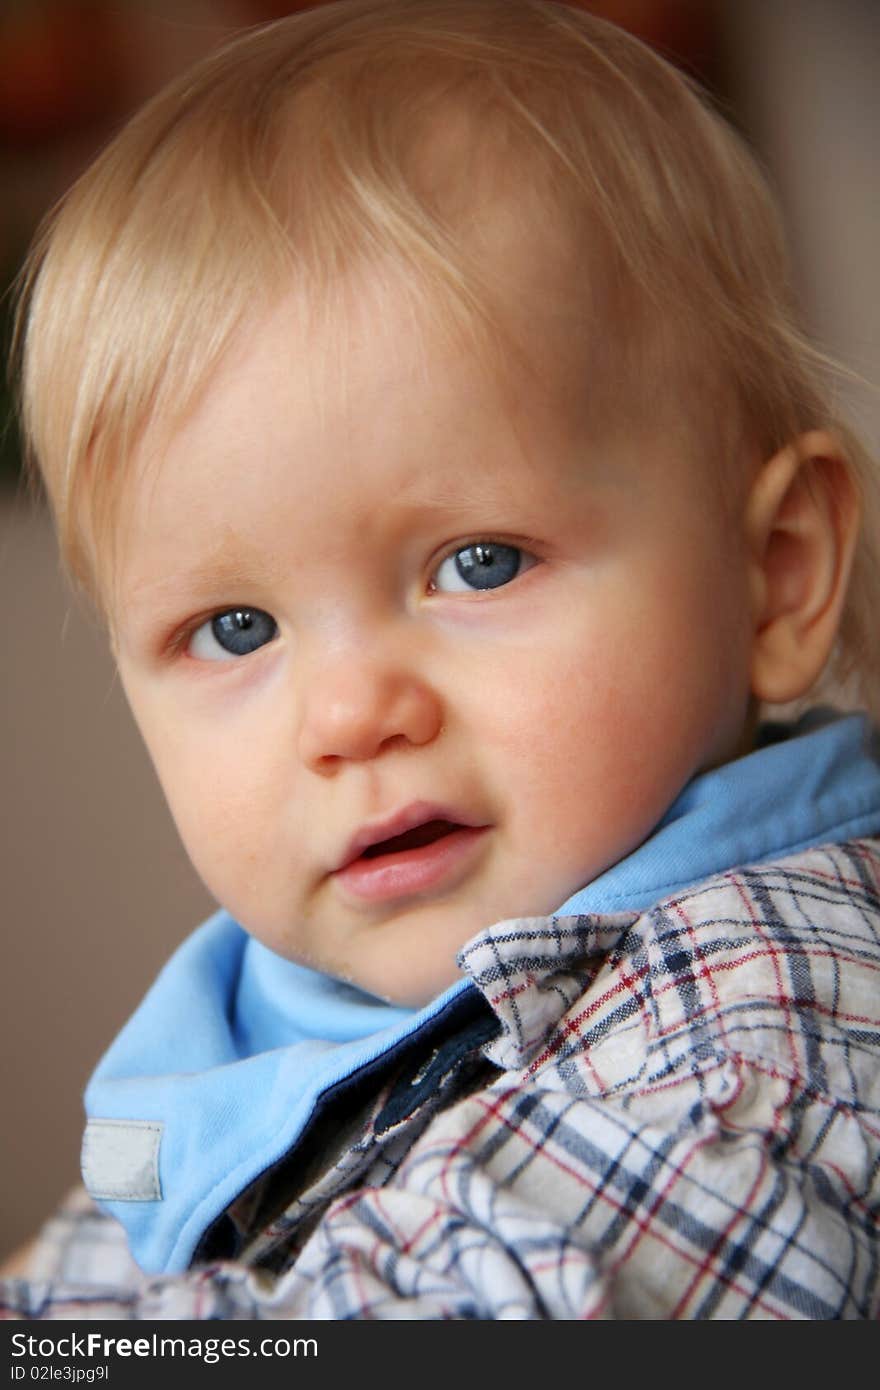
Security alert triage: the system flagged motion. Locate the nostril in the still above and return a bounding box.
[298,667,444,768]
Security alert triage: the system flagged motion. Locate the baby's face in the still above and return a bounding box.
[111,273,756,1005]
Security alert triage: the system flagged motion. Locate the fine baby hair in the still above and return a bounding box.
[14,0,879,707]
[6,0,880,1324]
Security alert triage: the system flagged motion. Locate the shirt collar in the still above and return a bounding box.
[554,708,880,916]
[458,710,880,1074]
[234,709,880,1058]
[83,708,880,1275]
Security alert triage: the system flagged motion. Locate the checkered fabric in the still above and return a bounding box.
[3,839,879,1320]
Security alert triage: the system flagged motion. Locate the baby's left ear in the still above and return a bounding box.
[746,430,860,704]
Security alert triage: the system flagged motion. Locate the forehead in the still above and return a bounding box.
[85,100,695,609]
[107,268,617,627]
[106,223,600,525]
[119,260,579,527]
[105,205,721,629]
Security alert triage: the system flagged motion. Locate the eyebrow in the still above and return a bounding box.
[113,459,558,636]
[118,548,290,631]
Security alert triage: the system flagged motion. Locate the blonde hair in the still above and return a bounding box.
[13,0,879,705]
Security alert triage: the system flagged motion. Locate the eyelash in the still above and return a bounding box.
[428,539,538,594]
[177,537,540,662]
[183,607,279,663]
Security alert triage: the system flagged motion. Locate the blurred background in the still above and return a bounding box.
[1,0,877,1260]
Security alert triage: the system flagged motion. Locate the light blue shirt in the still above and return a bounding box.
[82,708,880,1274]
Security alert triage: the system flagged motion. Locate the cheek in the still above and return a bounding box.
[475,638,650,814]
[130,698,287,898]
[518,662,671,811]
[480,586,746,877]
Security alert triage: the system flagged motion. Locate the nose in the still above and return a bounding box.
[297,651,444,771]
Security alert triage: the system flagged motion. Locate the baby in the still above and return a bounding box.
[4,0,880,1320]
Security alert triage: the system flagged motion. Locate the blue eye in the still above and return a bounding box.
[432,542,533,593]
[189,608,278,661]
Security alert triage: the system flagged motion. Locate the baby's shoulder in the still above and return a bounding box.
[530,836,880,1111]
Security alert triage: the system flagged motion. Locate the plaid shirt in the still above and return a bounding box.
[3,838,880,1320]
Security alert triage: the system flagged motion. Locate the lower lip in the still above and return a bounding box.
[333,826,490,904]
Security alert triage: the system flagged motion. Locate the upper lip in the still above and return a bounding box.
[334,800,487,872]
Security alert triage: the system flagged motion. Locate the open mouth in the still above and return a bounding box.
[334,809,490,904]
[358,819,462,860]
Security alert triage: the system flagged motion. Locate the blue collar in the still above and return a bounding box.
[82,709,880,1274]
[556,707,880,915]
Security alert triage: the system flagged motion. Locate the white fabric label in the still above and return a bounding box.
[81,1119,163,1201]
